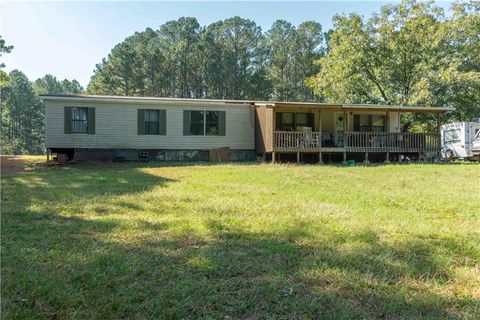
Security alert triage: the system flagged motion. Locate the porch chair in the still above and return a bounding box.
[302,127,316,148]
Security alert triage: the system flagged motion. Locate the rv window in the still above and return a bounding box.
[474,129,480,140]
[444,129,461,142]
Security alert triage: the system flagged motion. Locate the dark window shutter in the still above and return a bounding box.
[138,109,145,135]
[354,115,360,131]
[64,107,72,134]
[159,109,166,135]
[183,110,191,135]
[218,111,226,136]
[87,108,95,134]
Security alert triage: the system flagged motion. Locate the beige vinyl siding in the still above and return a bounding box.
[45,101,254,150]
[388,112,400,132]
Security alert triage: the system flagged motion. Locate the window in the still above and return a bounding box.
[359,115,371,132]
[444,129,461,142]
[295,113,311,130]
[138,109,165,135]
[184,110,225,136]
[372,115,385,132]
[72,107,88,133]
[144,110,159,135]
[65,107,94,134]
[280,112,294,131]
[275,112,314,131]
[354,115,386,132]
[190,111,205,135]
[206,111,219,135]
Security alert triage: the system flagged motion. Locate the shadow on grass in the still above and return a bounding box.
[1,163,478,319]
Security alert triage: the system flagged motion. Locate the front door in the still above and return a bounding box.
[334,112,345,147]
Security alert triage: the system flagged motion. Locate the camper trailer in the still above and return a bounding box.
[441,120,480,161]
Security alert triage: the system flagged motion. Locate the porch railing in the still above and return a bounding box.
[273,131,439,153]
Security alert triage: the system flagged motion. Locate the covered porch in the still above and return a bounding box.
[254,102,452,163]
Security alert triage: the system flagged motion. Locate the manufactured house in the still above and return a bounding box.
[41,94,453,163]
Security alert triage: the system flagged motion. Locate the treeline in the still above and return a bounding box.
[1,0,479,154]
[87,17,325,101]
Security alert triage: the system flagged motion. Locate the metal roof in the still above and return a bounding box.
[255,102,453,113]
[40,94,454,113]
[39,94,252,107]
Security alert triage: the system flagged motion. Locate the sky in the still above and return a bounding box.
[1,1,454,88]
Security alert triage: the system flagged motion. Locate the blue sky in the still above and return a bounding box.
[2,1,454,88]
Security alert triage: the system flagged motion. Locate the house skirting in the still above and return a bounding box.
[48,148,257,162]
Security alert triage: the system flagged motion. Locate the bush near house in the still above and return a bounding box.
[1,158,479,319]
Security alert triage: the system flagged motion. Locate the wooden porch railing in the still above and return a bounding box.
[344,132,439,152]
[273,131,440,153]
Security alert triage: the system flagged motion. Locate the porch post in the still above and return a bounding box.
[318,110,322,147]
[437,113,442,159]
[46,148,50,163]
[318,109,323,164]
[364,152,369,164]
[343,151,347,164]
[272,152,276,164]
[297,151,300,164]
[385,111,391,163]
[386,111,390,132]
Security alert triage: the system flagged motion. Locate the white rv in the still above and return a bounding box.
[441,120,480,161]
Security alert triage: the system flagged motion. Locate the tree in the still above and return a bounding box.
[0,36,14,69]
[1,70,44,154]
[413,1,480,121]
[201,17,263,99]
[308,0,480,127]
[33,74,84,95]
[291,21,323,101]
[266,20,297,101]
[158,17,202,98]
[0,36,14,87]
[266,20,324,101]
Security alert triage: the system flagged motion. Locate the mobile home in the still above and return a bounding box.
[41,94,453,163]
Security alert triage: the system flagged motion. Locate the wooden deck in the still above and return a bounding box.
[273,131,440,153]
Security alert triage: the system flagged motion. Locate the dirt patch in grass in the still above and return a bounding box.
[1,156,45,174]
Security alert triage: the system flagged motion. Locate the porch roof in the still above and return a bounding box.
[254,102,453,114]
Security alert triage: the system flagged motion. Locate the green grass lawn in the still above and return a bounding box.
[2,158,480,319]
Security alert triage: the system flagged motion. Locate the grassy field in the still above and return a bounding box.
[2,157,480,319]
